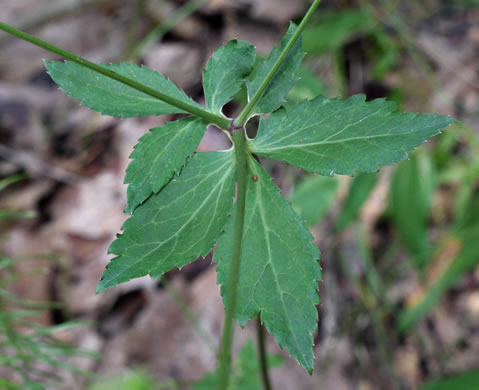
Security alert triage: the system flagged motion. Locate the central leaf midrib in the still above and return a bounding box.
[256,119,431,152]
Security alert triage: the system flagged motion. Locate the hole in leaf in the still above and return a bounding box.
[197,125,232,152]
[245,115,260,139]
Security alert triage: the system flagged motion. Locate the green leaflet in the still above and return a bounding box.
[45,61,203,118]
[97,151,236,292]
[214,157,321,372]
[250,95,456,175]
[247,23,304,116]
[203,40,256,115]
[124,117,208,214]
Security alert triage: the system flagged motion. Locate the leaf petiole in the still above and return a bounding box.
[234,0,322,126]
[0,21,231,130]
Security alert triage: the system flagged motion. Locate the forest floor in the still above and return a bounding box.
[1,1,479,389]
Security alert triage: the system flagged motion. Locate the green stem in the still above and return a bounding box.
[0,21,231,130]
[257,317,272,390]
[234,0,321,126]
[217,130,248,390]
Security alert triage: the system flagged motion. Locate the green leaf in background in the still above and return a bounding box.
[302,10,374,54]
[250,95,456,176]
[335,173,378,232]
[214,157,321,372]
[203,40,256,115]
[97,151,236,292]
[124,117,208,214]
[45,61,203,118]
[0,378,21,389]
[290,175,338,226]
[398,191,479,333]
[418,370,479,390]
[88,370,157,390]
[285,65,329,107]
[447,0,479,9]
[193,340,284,390]
[247,23,304,116]
[454,186,479,236]
[389,150,436,271]
[370,29,400,80]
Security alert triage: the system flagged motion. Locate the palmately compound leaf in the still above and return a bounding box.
[124,117,208,214]
[250,95,456,175]
[214,157,321,372]
[203,40,256,115]
[45,61,203,118]
[97,151,236,292]
[247,23,304,116]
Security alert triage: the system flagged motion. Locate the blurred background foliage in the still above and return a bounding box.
[1,0,479,389]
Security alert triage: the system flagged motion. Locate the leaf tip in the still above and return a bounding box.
[96,280,107,294]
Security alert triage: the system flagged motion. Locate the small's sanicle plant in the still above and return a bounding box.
[0,0,456,388]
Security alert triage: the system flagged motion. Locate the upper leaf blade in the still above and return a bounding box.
[97,151,236,292]
[214,157,321,372]
[45,61,203,118]
[124,117,208,214]
[250,95,456,175]
[247,23,304,116]
[203,40,256,115]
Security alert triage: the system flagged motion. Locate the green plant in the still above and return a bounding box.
[0,0,456,388]
[418,369,479,390]
[87,369,158,390]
